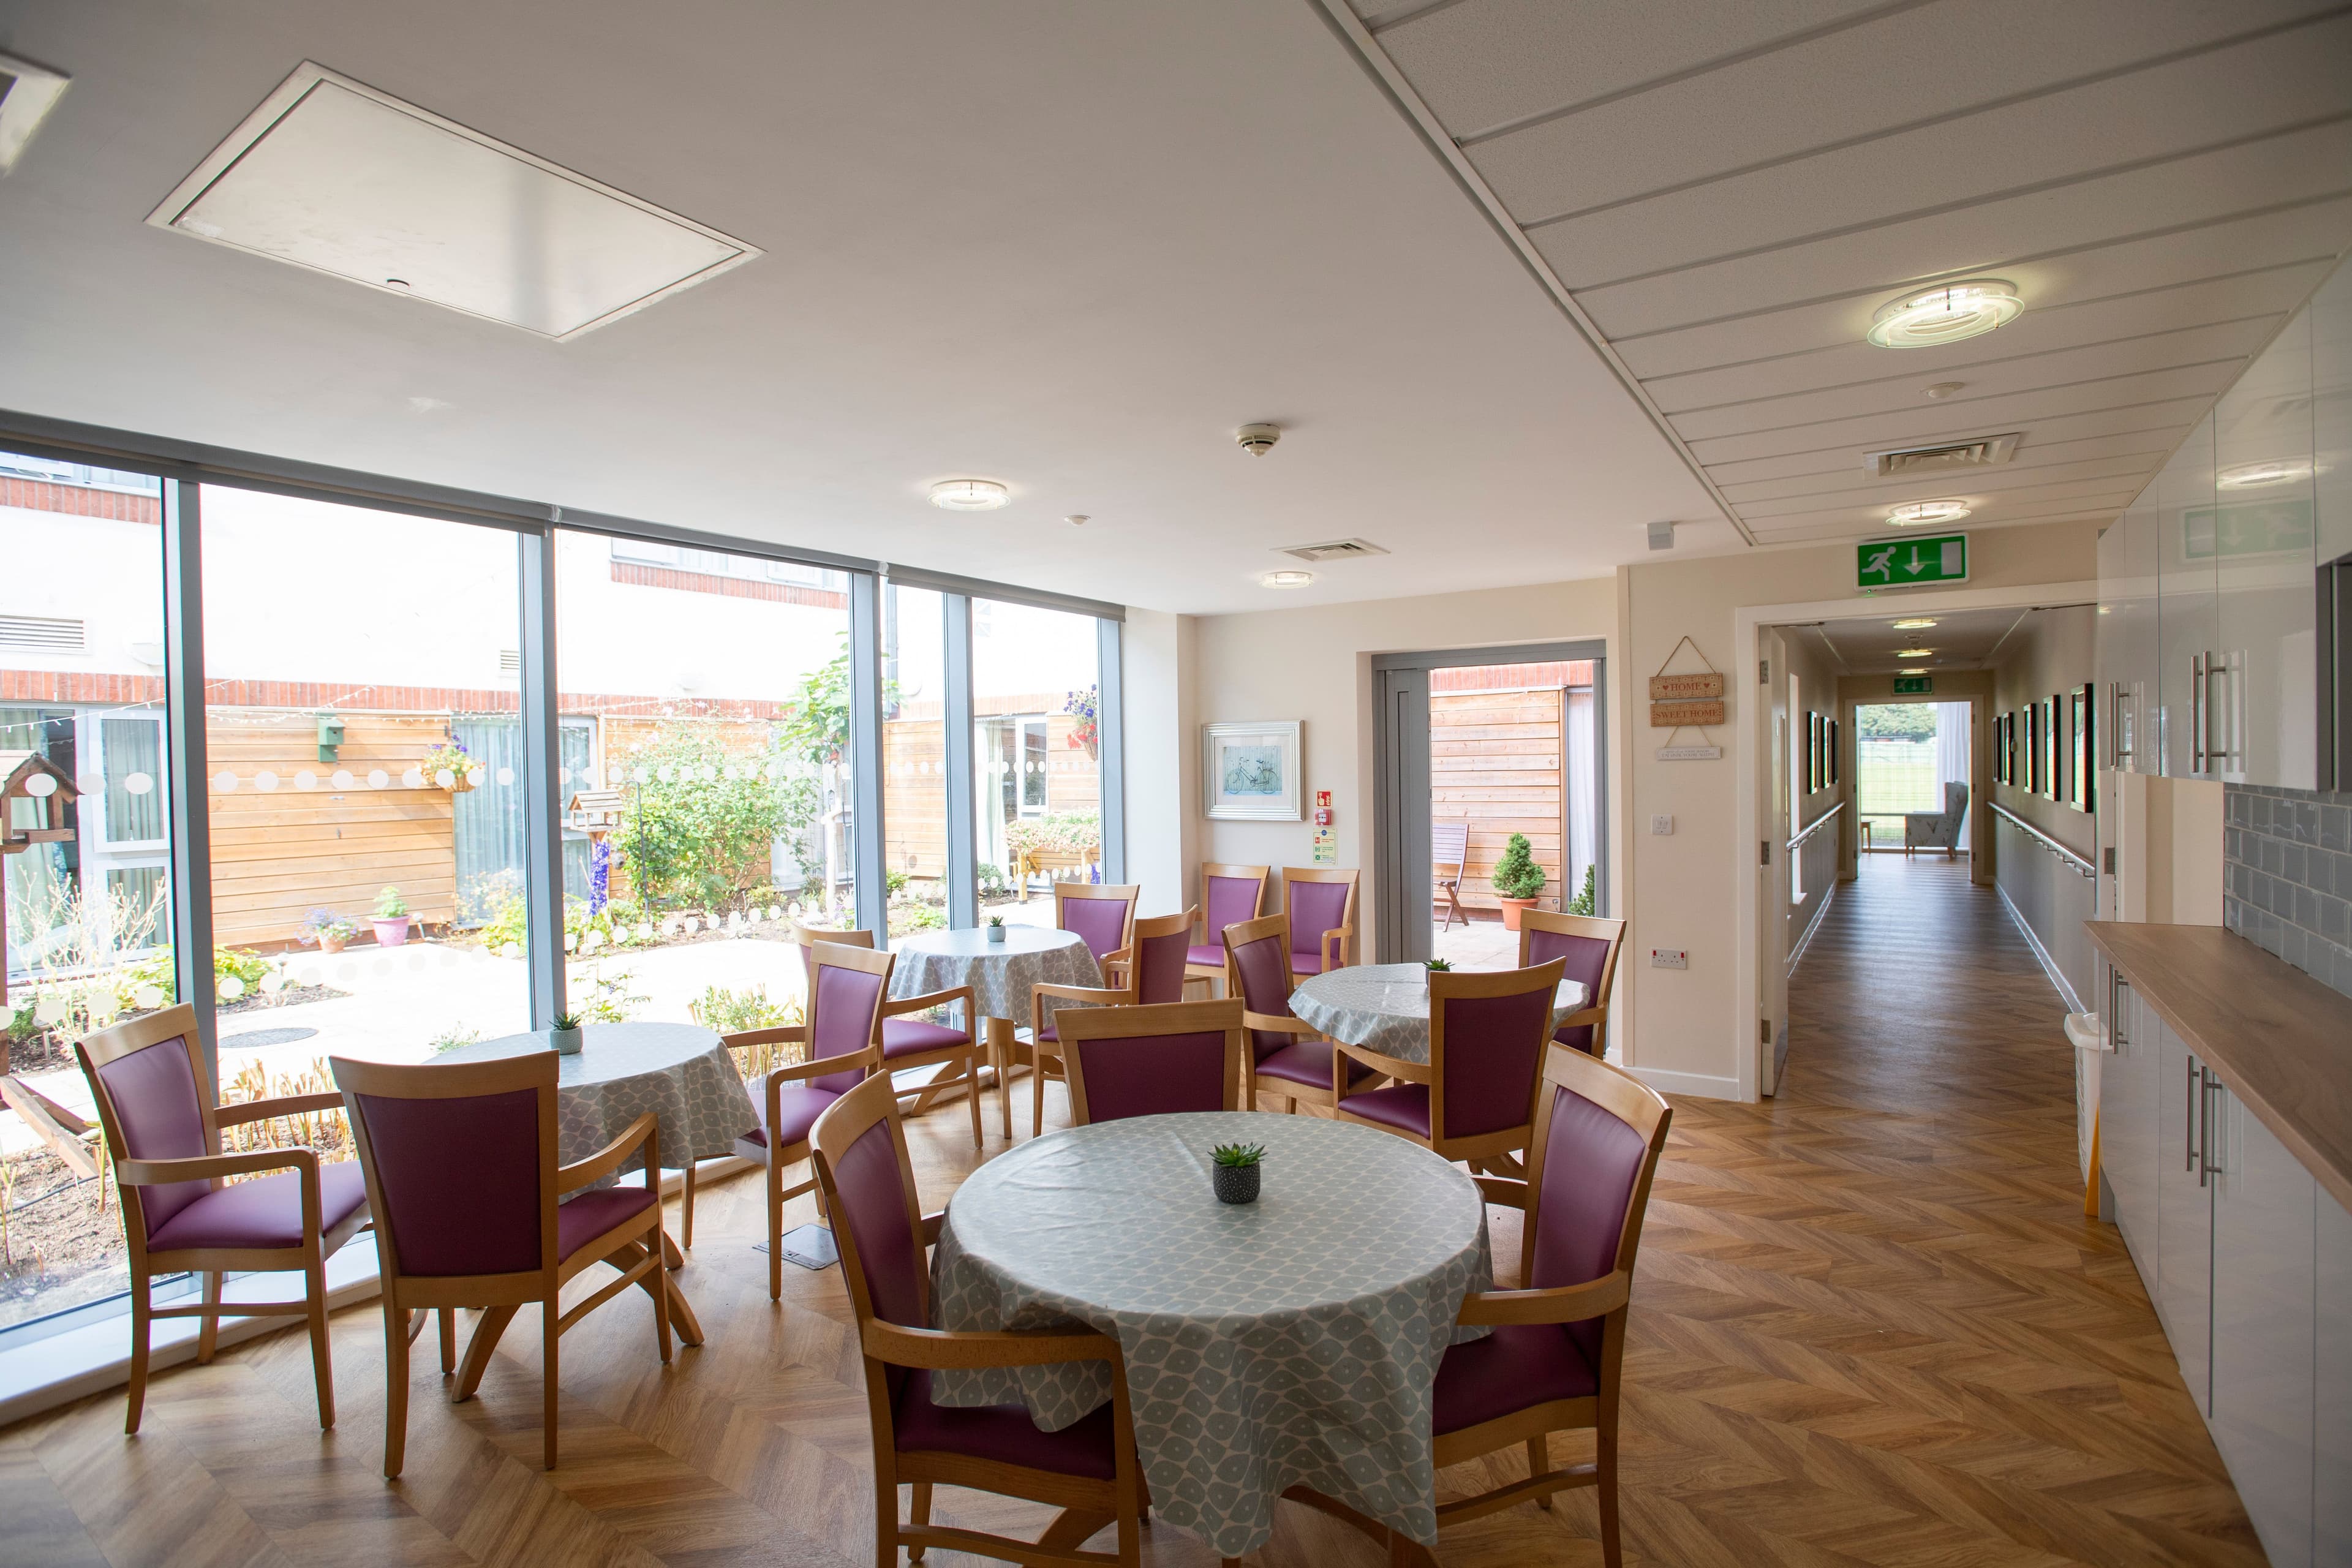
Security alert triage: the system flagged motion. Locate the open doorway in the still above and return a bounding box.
[1855,701,1972,856]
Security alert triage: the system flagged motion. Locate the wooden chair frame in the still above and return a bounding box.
[1517,910,1627,1058]
[1053,881,1142,982]
[794,924,983,1157]
[1332,959,1567,1167]
[1278,865,1360,972]
[1223,913,1384,1115]
[1427,1046,1672,1566]
[1055,998,1246,1125]
[333,1050,673,1475]
[1020,908,1194,1137]
[1186,862,1270,990]
[77,1003,371,1434]
[1431,822,1471,933]
[742,940,893,1299]
[811,1071,1144,1568]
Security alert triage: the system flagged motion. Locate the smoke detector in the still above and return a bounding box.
[1276,538,1389,564]
[1862,432,2019,480]
[1235,423,1282,457]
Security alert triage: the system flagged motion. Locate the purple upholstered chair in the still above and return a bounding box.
[1023,908,1197,1136]
[791,924,982,1157]
[1518,911,1627,1056]
[1279,865,1359,976]
[1185,862,1270,989]
[1054,881,1140,973]
[333,1047,671,1476]
[1223,913,1382,1114]
[1333,959,1566,1170]
[740,940,892,1298]
[1420,1045,1672,1564]
[1057,998,1245,1125]
[810,1071,1144,1567]
[77,1003,372,1434]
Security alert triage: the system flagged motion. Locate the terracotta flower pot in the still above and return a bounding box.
[1497,897,1538,932]
[318,934,347,954]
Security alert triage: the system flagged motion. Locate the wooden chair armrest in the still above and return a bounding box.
[1456,1270,1631,1327]
[761,1047,878,1087]
[922,1210,946,1248]
[217,1090,345,1125]
[1334,1039,1423,1083]
[1239,1011,1318,1038]
[726,1025,809,1048]
[1553,1005,1605,1032]
[862,1319,1119,1371]
[881,986,974,1019]
[557,1112,658,1194]
[1033,982,1128,1007]
[1472,1175,1529,1210]
[1321,923,1355,969]
[118,1148,317,1186]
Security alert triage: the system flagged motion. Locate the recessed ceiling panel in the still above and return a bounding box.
[147,64,758,339]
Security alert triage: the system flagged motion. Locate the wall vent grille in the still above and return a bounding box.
[1863,432,2020,479]
[0,614,85,651]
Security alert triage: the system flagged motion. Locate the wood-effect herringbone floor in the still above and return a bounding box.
[0,856,2260,1567]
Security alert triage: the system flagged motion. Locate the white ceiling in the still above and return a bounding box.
[1343,0,2352,548]
[0,1,1725,615]
[1802,603,2040,674]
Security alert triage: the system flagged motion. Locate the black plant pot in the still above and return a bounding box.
[1212,1162,1261,1205]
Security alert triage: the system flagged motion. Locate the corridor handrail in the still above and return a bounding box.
[1989,801,2096,878]
[1787,799,1844,851]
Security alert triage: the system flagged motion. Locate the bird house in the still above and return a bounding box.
[565,788,624,836]
[1,753,81,1005]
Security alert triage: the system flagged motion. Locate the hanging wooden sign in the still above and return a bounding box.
[1648,672,1724,701]
[1649,698,1726,727]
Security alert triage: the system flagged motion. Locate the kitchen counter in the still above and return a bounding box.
[2086,920,2352,1213]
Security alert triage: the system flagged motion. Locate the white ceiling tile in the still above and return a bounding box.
[1731,456,2167,519]
[1716,429,2189,503]
[1371,0,1885,140]
[1703,399,2211,484]
[1517,14,2352,281]
[1750,506,2122,545]
[1567,119,2352,337]
[1614,205,2352,377]
[1746,484,2144,533]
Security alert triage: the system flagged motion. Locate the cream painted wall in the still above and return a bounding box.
[1118,609,1197,918]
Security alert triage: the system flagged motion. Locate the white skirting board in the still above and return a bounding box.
[1623,1064,1744,1101]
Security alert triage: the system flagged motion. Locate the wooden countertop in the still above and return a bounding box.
[2086,921,2352,1213]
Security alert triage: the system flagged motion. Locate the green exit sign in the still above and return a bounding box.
[1858,532,1969,590]
[1891,676,1934,695]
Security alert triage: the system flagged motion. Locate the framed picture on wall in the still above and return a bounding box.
[2070,684,2095,812]
[1997,714,2013,785]
[1807,712,1822,792]
[1202,720,1303,820]
[1828,718,1840,785]
[2046,695,2066,802]
[2027,703,2044,794]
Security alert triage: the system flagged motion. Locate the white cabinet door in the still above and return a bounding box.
[2158,416,2219,778]
[2214,306,2318,790]
[2154,1019,2213,1411]
[2211,1084,2316,1567]
[2105,977,2160,1273]
[2316,1189,2351,1566]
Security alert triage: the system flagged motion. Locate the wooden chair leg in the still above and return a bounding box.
[542,1302,560,1471]
[908,1480,932,1562]
[382,1298,410,1478]
[650,1227,674,1365]
[680,1163,696,1251]
[438,1307,457,1376]
[125,1270,151,1435]
[1527,1433,1552,1509]
[963,1050,983,1151]
[1031,1052,1049,1139]
[305,1253,336,1429]
[454,1304,518,1401]
[195,1270,223,1363]
[767,1155,785,1301]
[1598,1423,1622,1568]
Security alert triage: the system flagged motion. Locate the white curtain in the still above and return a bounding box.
[1935,701,1972,850]
[1565,688,1596,903]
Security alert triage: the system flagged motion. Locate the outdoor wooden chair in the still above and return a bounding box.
[1332,959,1567,1172]
[741,940,892,1298]
[793,923,983,1157]
[1022,908,1194,1136]
[1278,865,1359,975]
[1420,1044,1672,1565]
[1185,862,1270,991]
[1056,998,1245,1125]
[1517,910,1627,1057]
[331,1049,672,1475]
[77,1003,372,1434]
[1223,913,1382,1115]
[1431,821,1471,933]
[811,1071,1145,1568]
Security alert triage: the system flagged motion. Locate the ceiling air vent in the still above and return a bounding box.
[1862,432,2021,480]
[0,614,86,651]
[0,51,71,173]
[1277,538,1390,564]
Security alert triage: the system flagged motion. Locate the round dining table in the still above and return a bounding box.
[1288,960,1588,1065]
[888,925,1101,1136]
[930,1109,1493,1559]
[440,1021,756,1345]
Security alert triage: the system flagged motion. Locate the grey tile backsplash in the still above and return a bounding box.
[2224,783,2352,1000]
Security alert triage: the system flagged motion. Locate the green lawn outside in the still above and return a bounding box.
[1856,738,1940,843]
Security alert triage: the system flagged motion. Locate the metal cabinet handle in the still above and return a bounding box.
[2186,1052,2199,1178]
[2110,971,2129,1049]
[2191,652,2209,772]
[2199,1068,2221,1183]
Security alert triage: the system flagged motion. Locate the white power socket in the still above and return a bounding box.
[1649,814,1674,835]
[1650,948,1687,970]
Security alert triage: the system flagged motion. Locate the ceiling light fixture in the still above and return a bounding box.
[1923,382,1966,400]
[1865,279,2022,349]
[1896,648,1936,659]
[2218,460,2310,489]
[1887,500,1970,527]
[1898,667,1928,676]
[929,479,1009,511]
[1891,618,1937,630]
[1262,570,1314,589]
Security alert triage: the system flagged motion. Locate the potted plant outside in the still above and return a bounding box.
[986,914,1007,944]
[372,886,412,948]
[302,907,358,954]
[419,738,476,793]
[550,1011,586,1055]
[1489,832,1547,932]
[1210,1141,1264,1205]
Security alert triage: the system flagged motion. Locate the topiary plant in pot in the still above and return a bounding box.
[1489,832,1546,932]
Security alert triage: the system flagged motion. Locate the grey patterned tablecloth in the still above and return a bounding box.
[889,925,1102,1025]
[442,1023,755,1183]
[1289,961,1587,1065]
[931,1110,1491,1557]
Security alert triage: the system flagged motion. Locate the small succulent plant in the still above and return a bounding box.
[1210,1142,1265,1168]
[552,1012,586,1031]
[988,914,1006,927]
[1423,957,1452,971]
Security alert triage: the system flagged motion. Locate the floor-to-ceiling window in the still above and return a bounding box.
[880,584,949,938]
[971,597,1100,924]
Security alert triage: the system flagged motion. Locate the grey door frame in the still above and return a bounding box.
[1371,639,1608,964]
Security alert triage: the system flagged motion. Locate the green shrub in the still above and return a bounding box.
[1490,833,1546,900]
[688,985,799,1034]
[1005,812,1099,857]
[1564,864,1597,918]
